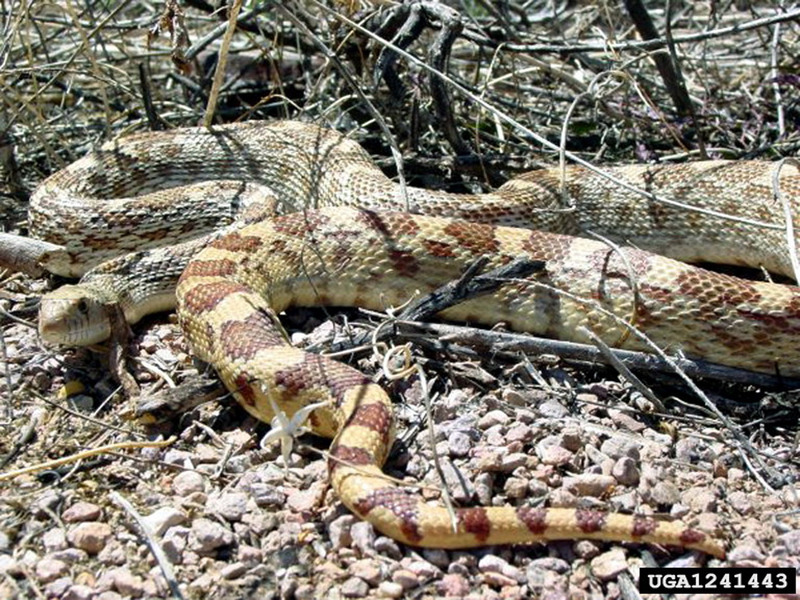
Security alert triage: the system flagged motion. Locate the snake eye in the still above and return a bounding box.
[76,299,89,314]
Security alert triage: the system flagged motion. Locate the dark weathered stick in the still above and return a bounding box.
[623,0,694,118]
[426,4,472,156]
[326,256,544,353]
[399,256,545,321]
[135,372,227,424]
[397,321,800,390]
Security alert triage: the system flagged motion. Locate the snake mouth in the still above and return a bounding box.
[39,316,111,346]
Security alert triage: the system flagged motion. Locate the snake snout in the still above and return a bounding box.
[38,287,111,346]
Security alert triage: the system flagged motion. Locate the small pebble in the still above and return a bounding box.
[161,449,195,468]
[611,457,640,486]
[611,490,639,512]
[371,535,401,559]
[63,584,94,600]
[663,553,702,568]
[727,490,753,515]
[559,428,583,451]
[727,544,766,563]
[779,530,800,556]
[62,502,103,523]
[349,559,381,586]
[527,557,570,574]
[139,337,158,353]
[35,557,69,582]
[42,528,68,552]
[220,562,248,580]
[237,544,263,564]
[505,424,533,444]
[599,438,640,461]
[537,401,569,418]
[573,540,602,559]
[377,581,405,598]
[500,388,529,406]
[350,520,376,556]
[49,548,87,564]
[328,514,357,549]
[608,409,646,433]
[474,472,494,504]
[286,482,326,512]
[682,488,717,512]
[189,518,234,552]
[504,477,529,499]
[0,555,21,577]
[549,488,577,508]
[421,548,450,568]
[341,576,369,597]
[484,426,507,446]
[478,555,524,583]
[669,502,690,519]
[209,491,249,522]
[694,512,718,534]
[392,568,420,590]
[438,573,470,596]
[67,522,112,554]
[172,471,206,496]
[439,463,475,504]
[561,474,615,497]
[527,478,549,498]
[108,567,144,597]
[162,527,190,564]
[476,450,504,472]
[727,467,747,482]
[295,584,315,600]
[143,507,186,537]
[406,559,441,579]
[575,392,598,404]
[154,347,177,364]
[97,540,126,567]
[45,578,73,598]
[448,431,473,457]
[536,444,573,467]
[499,452,529,472]
[248,482,285,507]
[651,481,680,506]
[674,437,713,464]
[590,548,628,580]
[483,571,517,587]
[478,409,510,429]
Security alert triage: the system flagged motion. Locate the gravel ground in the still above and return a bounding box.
[1,290,798,599]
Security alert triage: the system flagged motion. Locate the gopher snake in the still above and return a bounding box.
[26,119,800,556]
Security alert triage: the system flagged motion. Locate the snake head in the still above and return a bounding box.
[39,285,112,346]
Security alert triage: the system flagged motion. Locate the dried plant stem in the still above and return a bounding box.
[203,0,242,127]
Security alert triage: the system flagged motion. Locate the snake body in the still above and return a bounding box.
[31,121,800,278]
[36,121,800,349]
[175,206,726,556]
[29,120,800,557]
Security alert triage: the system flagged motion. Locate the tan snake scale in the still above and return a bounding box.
[28,119,800,557]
